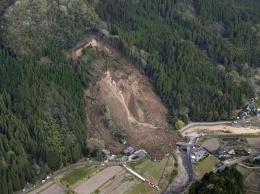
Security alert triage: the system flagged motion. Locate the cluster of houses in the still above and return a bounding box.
[214,148,236,158]
[102,149,116,161]
[190,146,238,163]
[123,146,147,159]
[102,146,147,162]
[237,97,260,119]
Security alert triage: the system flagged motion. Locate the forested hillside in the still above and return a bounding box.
[0,47,88,193]
[0,0,103,193]
[0,0,106,59]
[188,167,244,194]
[96,0,260,124]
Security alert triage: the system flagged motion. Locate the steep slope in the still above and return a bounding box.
[96,0,259,124]
[68,38,182,159]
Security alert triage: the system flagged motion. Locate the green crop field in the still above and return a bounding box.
[61,165,99,185]
[193,155,219,178]
[133,159,156,174]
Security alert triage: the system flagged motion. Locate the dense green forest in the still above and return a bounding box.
[0,1,102,193]
[0,47,87,193]
[96,0,260,124]
[188,167,244,194]
[0,0,260,193]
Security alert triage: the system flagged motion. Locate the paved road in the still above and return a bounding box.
[214,152,260,172]
[179,116,259,134]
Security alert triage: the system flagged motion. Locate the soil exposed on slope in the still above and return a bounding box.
[68,38,182,160]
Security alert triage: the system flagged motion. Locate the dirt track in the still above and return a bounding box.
[182,125,260,135]
[28,181,53,194]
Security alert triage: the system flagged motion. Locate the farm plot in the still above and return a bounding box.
[201,138,219,151]
[221,137,247,147]
[236,166,249,176]
[74,166,123,194]
[61,165,100,186]
[143,157,168,184]
[129,156,169,184]
[99,172,137,194]
[131,158,156,174]
[245,171,260,191]
[40,184,63,194]
[124,181,158,194]
[193,155,219,178]
[247,138,260,148]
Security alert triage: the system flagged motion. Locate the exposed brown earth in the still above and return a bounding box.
[236,166,249,176]
[68,37,182,160]
[99,172,137,194]
[245,171,260,191]
[246,138,260,148]
[201,138,220,151]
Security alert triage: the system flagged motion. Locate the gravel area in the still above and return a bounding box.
[162,149,190,194]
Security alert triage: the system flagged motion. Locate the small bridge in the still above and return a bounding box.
[176,142,194,147]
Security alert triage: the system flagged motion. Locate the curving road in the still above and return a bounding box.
[214,152,260,172]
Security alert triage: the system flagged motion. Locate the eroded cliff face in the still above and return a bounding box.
[69,38,182,159]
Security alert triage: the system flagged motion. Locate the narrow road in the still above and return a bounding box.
[179,116,259,134]
[214,152,260,172]
[22,160,120,194]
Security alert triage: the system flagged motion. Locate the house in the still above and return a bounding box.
[120,139,127,145]
[102,149,111,160]
[191,147,208,161]
[228,149,236,155]
[238,111,247,119]
[134,149,147,158]
[257,109,260,116]
[242,105,251,113]
[102,149,110,155]
[215,148,227,157]
[124,146,134,155]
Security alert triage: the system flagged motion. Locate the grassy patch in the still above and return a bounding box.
[193,155,219,178]
[144,157,168,183]
[128,157,147,169]
[131,158,156,175]
[61,165,98,185]
[124,182,158,194]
